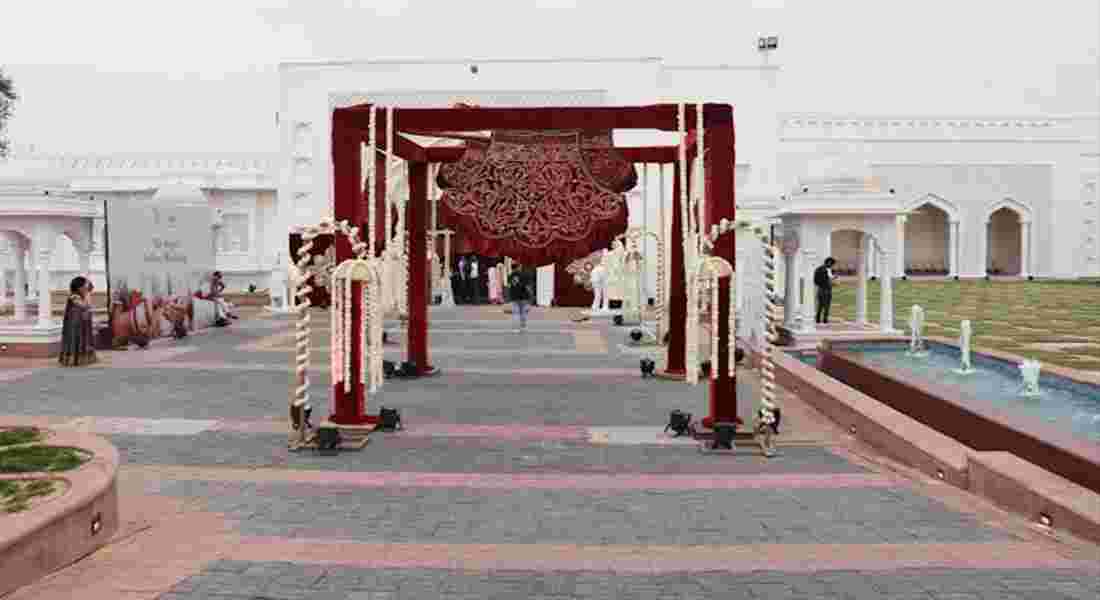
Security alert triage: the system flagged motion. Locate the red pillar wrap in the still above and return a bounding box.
[406,161,431,373]
[330,124,375,425]
[703,121,737,429]
[663,161,689,377]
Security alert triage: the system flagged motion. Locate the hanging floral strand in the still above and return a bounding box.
[695,101,706,257]
[711,273,719,380]
[367,106,378,256]
[385,106,394,248]
[728,269,736,378]
[330,267,341,399]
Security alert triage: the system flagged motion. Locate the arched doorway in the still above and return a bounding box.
[987,207,1024,276]
[828,230,861,277]
[904,202,950,275]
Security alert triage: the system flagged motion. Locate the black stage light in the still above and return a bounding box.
[398,361,418,378]
[316,425,341,455]
[629,329,643,343]
[383,360,397,378]
[613,315,624,326]
[665,410,694,437]
[640,358,656,378]
[711,423,737,450]
[378,406,403,432]
[699,360,712,378]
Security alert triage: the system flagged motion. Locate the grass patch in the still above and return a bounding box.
[831,280,1100,371]
[0,446,88,473]
[0,478,58,513]
[0,427,43,447]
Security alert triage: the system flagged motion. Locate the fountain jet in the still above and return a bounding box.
[953,319,976,375]
[1020,359,1042,397]
[907,305,928,357]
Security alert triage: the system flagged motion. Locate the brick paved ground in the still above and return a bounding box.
[2,305,1098,599]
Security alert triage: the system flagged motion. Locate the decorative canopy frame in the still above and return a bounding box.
[328,103,738,428]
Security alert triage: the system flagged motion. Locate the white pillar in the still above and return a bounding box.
[13,246,27,320]
[856,234,868,324]
[1019,219,1031,279]
[948,220,959,278]
[800,249,817,332]
[782,252,797,328]
[0,239,9,306]
[36,249,54,327]
[879,248,895,333]
[896,214,907,278]
[985,220,994,276]
[26,254,38,300]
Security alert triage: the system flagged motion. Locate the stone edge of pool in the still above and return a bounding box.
[744,339,1100,548]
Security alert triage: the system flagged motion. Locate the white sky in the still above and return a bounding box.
[1,0,1097,153]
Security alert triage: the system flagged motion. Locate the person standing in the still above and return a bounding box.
[457,256,470,304]
[469,256,481,304]
[59,276,98,367]
[813,257,837,324]
[507,264,533,332]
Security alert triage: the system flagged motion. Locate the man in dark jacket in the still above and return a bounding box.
[507,264,534,332]
[813,257,837,324]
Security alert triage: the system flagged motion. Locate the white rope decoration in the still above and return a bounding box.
[760,232,780,417]
[292,219,371,440]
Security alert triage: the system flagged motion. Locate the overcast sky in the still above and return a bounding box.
[2,0,1097,154]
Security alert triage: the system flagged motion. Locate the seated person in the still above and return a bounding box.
[206,271,238,324]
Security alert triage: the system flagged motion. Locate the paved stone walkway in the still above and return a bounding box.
[1,306,1098,599]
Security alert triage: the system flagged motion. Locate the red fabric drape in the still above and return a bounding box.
[437,130,634,267]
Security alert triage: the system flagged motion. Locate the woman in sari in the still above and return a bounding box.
[59,276,98,367]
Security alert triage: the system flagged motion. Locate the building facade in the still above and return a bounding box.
[1,57,1097,303]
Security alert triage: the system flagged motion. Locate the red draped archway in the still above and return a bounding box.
[325,103,736,430]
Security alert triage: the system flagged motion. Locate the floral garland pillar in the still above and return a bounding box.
[702,103,738,430]
[330,109,375,426]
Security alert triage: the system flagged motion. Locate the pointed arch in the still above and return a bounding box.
[983,196,1033,224]
[904,193,960,224]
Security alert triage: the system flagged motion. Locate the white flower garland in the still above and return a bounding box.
[711,276,719,380]
[728,272,736,378]
[695,101,706,257]
[367,107,378,255]
[385,106,394,247]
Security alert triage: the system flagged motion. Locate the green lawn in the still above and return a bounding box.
[829,280,1100,372]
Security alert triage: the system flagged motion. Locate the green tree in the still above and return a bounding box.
[0,68,17,158]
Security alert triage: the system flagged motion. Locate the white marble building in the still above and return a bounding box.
[1,56,1097,304]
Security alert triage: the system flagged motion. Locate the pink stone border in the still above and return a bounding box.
[766,347,1100,547]
[0,430,120,597]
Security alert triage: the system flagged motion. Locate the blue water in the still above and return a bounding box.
[795,343,1100,444]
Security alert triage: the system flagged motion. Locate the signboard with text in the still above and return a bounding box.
[106,196,214,304]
